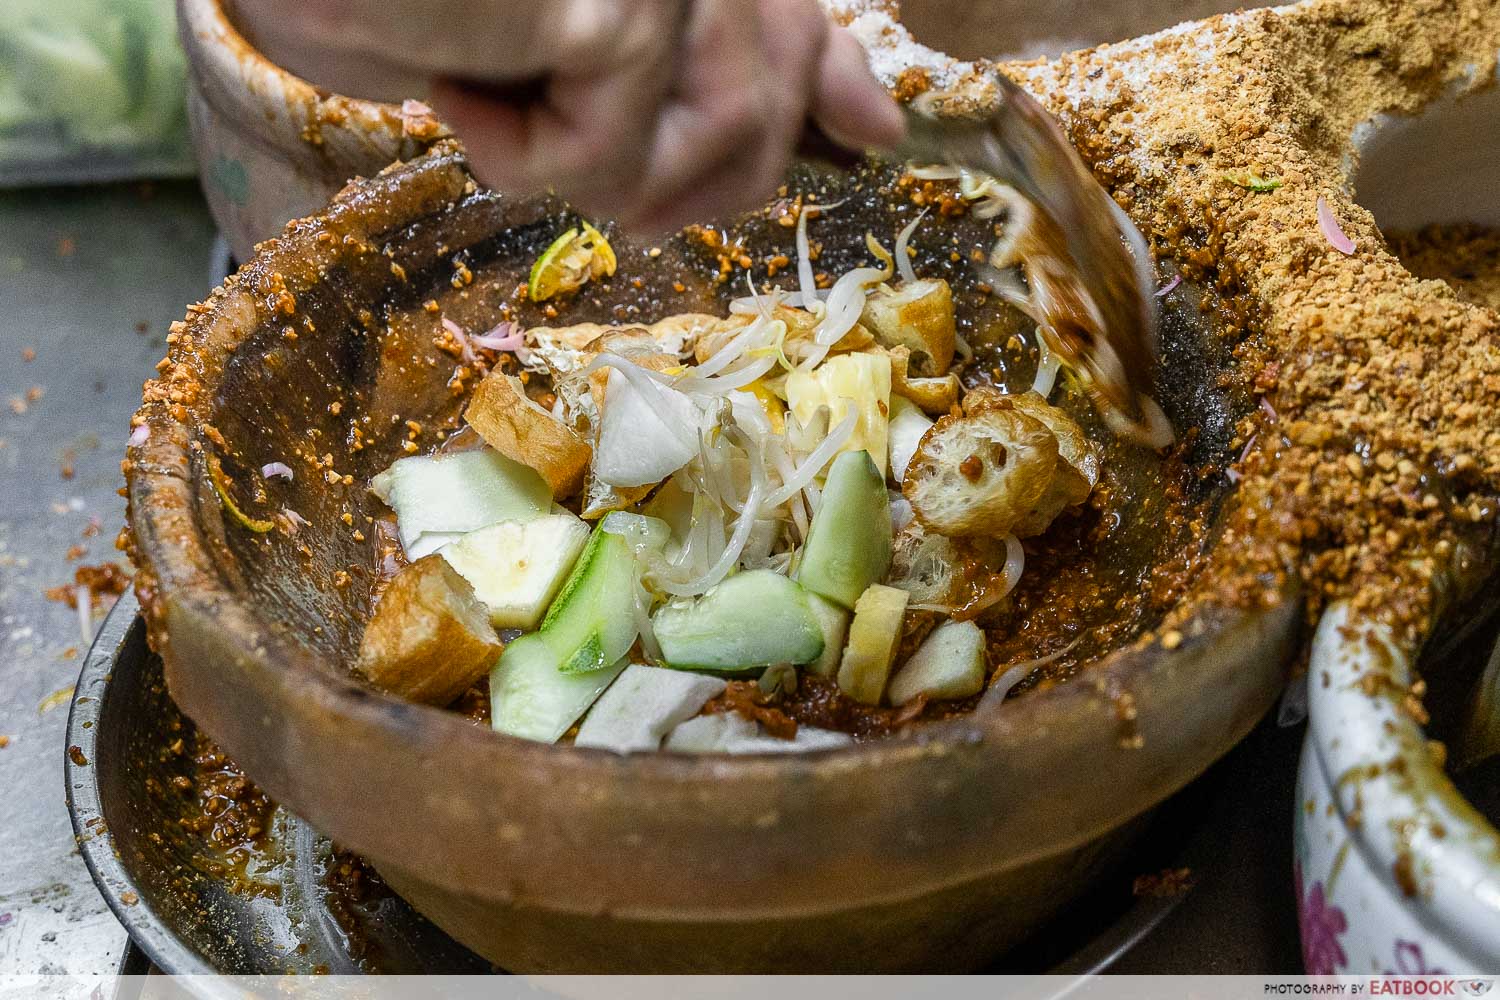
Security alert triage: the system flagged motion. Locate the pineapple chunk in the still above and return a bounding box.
[439,513,590,629]
[785,352,892,477]
[860,279,957,376]
[836,584,910,705]
[887,620,987,705]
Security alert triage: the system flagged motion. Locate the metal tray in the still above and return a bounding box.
[65,593,1294,974]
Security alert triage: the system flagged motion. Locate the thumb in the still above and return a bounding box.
[810,27,906,152]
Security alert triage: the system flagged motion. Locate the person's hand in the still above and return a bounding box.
[247,0,904,233]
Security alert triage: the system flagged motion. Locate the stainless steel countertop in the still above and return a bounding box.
[0,181,216,975]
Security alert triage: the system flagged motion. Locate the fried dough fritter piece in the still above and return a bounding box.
[860,278,957,376]
[465,372,591,499]
[355,554,503,707]
[903,404,1059,537]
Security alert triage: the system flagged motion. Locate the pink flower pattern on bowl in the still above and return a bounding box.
[1296,860,1349,975]
[1296,604,1500,976]
[1386,939,1447,977]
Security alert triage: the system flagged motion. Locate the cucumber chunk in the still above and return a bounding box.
[540,516,666,674]
[439,513,590,629]
[887,620,987,705]
[837,584,909,705]
[371,449,552,559]
[489,634,626,743]
[797,450,894,608]
[653,570,824,673]
[805,592,851,679]
[597,510,670,559]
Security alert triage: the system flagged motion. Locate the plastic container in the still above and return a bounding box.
[0,0,193,187]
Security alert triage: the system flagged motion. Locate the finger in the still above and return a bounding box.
[623,0,811,231]
[430,49,670,208]
[265,0,652,84]
[811,27,906,151]
[625,128,789,235]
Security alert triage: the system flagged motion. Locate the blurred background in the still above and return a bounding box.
[0,0,192,186]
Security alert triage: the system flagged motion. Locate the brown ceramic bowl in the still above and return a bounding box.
[125,139,1298,971]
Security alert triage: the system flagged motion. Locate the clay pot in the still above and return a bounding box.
[125,141,1297,971]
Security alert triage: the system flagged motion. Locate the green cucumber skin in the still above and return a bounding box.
[560,634,607,675]
[653,570,824,672]
[796,450,894,609]
[540,527,612,632]
[490,634,626,743]
[543,524,642,675]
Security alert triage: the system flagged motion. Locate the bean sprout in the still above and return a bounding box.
[895,210,928,285]
[763,410,857,509]
[656,427,768,596]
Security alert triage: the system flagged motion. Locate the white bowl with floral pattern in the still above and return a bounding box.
[1295,603,1500,975]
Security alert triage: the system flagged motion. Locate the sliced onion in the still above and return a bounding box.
[1154,275,1183,299]
[128,424,150,447]
[763,410,857,508]
[1317,196,1356,255]
[261,461,294,481]
[471,321,524,352]
[441,317,477,364]
[895,209,928,285]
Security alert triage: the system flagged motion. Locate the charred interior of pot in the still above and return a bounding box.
[198,156,1257,750]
